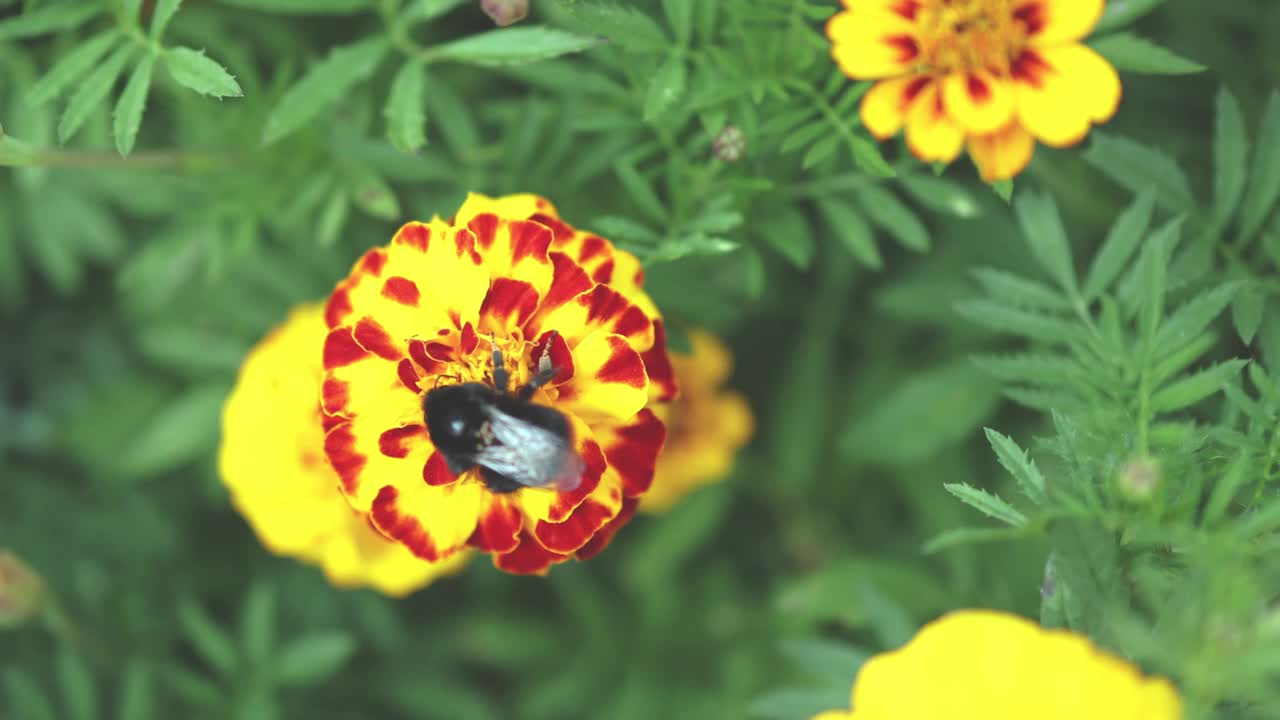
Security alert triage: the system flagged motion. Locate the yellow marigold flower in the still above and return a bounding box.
[812,610,1183,720]
[641,328,752,513]
[827,0,1122,181]
[219,304,466,596]
[322,193,676,575]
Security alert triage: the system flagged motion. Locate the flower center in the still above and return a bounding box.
[916,0,1026,75]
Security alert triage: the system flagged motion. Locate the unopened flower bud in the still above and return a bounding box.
[713,125,746,162]
[0,551,45,628]
[1118,455,1161,502]
[479,0,528,26]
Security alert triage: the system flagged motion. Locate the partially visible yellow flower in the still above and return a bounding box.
[0,550,46,627]
[641,328,752,513]
[219,304,466,597]
[827,0,1122,181]
[811,610,1183,720]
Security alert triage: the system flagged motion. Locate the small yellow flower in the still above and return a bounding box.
[219,304,466,596]
[641,328,752,513]
[827,0,1121,180]
[811,610,1183,720]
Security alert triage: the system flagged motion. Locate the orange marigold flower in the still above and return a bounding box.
[219,304,466,596]
[811,610,1183,720]
[827,0,1121,181]
[322,193,676,575]
[641,328,752,513]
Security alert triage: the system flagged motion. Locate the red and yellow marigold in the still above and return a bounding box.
[322,193,676,575]
[827,0,1121,180]
[219,305,466,596]
[812,610,1183,720]
[642,328,752,513]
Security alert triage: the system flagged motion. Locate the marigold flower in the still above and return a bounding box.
[641,328,752,513]
[827,0,1122,180]
[811,610,1183,719]
[219,305,466,596]
[322,193,676,575]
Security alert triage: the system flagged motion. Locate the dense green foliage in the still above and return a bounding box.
[3,0,1280,718]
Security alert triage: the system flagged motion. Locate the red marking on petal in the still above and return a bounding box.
[323,328,368,369]
[322,377,350,415]
[591,258,615,285]
[456,228,482,263]
[540,253,595,315]
[381,276,420,306]
[479,278,540,329]
[397,358,422,393]
[606,409,666,497]
[467,497,523,553]
[640,321,678,403]
[583,285,651,340]
[595,340,647,388]
[890,0,920,20]
[378,424,424,459]
[354,317,401,361]
[467,213,500,252]
[371,485,444,562]
[545,438,607,522]
[967,73,992,103]
[408,339,452,375]
[535,498,617,554]
[324,423,366,495]
[885,34,919,63]
[578,236,608,264]
[1013,2,1047,35]
[532,330,575,386]
[1011,50,1052,89]
[460,322,479,355]
[507,219,553,263]
[396,223,431,251]
[575,497,638,560]
[325,286,353,328]
[423,451,459,486]
[493,532,568,575]
[904,76,931,105]
[529,213,576,244]
[358,248,388,277]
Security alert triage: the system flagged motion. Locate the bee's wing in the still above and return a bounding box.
[476,406,584,492]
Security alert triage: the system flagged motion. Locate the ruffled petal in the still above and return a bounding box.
[941,70,1015,134]
[533,470,624,554]
[555,331,650,425]
[514,416,608,523]
[904,81,965,162]
[574,496,639,560]
[1015,0,1105,47]
[827,9,920,79]
[492,532,570,575]
[595,408,666,498]
[1012,44,1121,147]
[860,76,932,140]
[369,481,485,562]
[464,214,554,300]
[453,191,559,225]
[530,284,654,354]
[967,122,1036,181]
[466,494,524,553]
[641,321,678,403]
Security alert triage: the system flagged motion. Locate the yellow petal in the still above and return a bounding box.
[904,82,965,163]
[368,478,487,562]
[941,71,1015,134]
[860,76,931,140]
[967,122,1036,181]
[1015,0,1106,47]
[827,9,921,79]
[1012,44,1121,147]
[454,192,561,225]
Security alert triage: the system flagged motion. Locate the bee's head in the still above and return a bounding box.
[424,383,493,453]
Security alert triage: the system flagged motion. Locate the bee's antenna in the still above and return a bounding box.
[490,334,510,392]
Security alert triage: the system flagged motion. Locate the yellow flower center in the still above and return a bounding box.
[916,0,1029,75]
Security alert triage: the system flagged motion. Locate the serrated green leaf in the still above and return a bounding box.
[1084,132,1193,211]
[1014,191,1077,295]
[150,0,182,38]
[1136,221,1169,353]
[348,169,400,221]
[816,198,880,269]
[316,188,350,248]
[1213,87,1248,226]
[781,119,828,154]
[114,55,154,156]
[431,26,603,67]
[956,300,1083,343]
[801,134,840,169]
[1203,451,1250,529]
[274,632,357,687]
[58,651,98,720]
[849,133,895,177]
[643,54,686,122]
[755,205,813,270]
[944,482,1027,526]
[857,185,928,252]
[1090,33,1204,75]
[384,61,426,153]
[119,383,227,478]
[58,45,136,144]
[163,47,242,98]
[1050,520,1122,635]
[0,4,101,40]
[27,29,121,105]
[178,599,239,676]
[1082,189,1154,300]
[613,159,666,223]
[1232,284,1266,345]
[1096,0,1165,33]
[1153,282,1240,356]
[924,526,1031,553]
[984,428,1047,505]
[972,353,1078,387]
[262,37,389,144]
[553,0,667,49]
[1150,359,1248,413]
[972,268,1070,311]
[117,663,153,720]
[900,174,979,218]
[1240,92,1280,240]
[662,0,693,43]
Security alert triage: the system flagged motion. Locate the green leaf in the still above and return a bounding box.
[1014,191,1077,295]
[900,174,979,218]
[116,663,153,720]
[430,26,603,67]
[1240,92,1280,240]
[403,0,469,22]
[119,383,228,478]
[240,581,277,666]
[971,268,1070,311]
[552,0,668,49]
[384,61,426,153]
[816,198,880,269]
[778,639,870,686]
[218,0,368,12]
[1089,33,1204,75]
[58,45,136,144]
[58,651,98,720]
[348,169,401,221]
[1150,360,1247,413]
[801,134,840,169]
[3,669,55,720]
[1049,520,1123,636]
[662,0,694,43]
[0,4,101,40]
[613,159,666,224]
[163,47,242,98]
[1082,189,1155,300]
[1213,87,1249,225]
[274,632,357,687]
[178,599,239,676]
[1096,0,1165,33]
[1232,283,1266,345]
[1135,219,1170,353]
[643,54,686,122]
[150,0,182,38]
[748,689,851,720]
[27,29,122,105]
[849,133,895,177]
[755,205,813,270]
[1084,132,1193,211]
[114,55,155,156]
[316,187,350,248]
[991,178,1014,202]
[262,36,389,144]
[1203,451,1250,529]
[924,526,1031,553]
[943,482,1027,526]
[1153,282,1241,356]
[955,300,1083,344]
[857,185,928,252]
[984,428,1047,505]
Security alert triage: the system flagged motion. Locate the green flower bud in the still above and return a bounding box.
[479,0,528,26]
[1118,455,1161,502]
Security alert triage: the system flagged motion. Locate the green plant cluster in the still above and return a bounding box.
[2,0,1280,718]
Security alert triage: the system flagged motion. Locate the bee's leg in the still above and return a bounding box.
[490,336,510,393]
[518,331,560,399]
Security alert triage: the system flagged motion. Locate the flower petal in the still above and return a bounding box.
[574,496,639,560]
[640,321,678,403]
[1012,45,1121,147]
[1015,0,1105,46]
[369,481,485,562]
[454,192,559,225]
[514,416,608,523]
[531,284,654,354]
[556,331,649,425]
[967,122,1036,181]
[827,9,920,79]
[466,494,523,553]
[596,408,666,498]
[493,531,569,575]
[941,71,1015,134]
[533,477,623,554]
[860,76,931,140]
[464,214,554,299]
[904,82,965,162]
